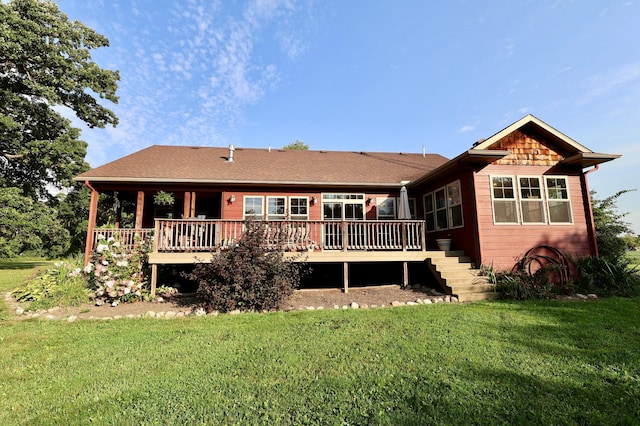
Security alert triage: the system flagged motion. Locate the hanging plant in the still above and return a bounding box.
[153,191,175,206]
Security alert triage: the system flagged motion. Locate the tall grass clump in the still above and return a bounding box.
[11,257,90,310]
[572,255,640,297]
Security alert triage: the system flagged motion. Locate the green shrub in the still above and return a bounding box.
[12,259,90,310]
[495,266,560,300]
[572,255,640,297]
[185,219,308,312]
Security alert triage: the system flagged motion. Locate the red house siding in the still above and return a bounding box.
[474,165,592,270]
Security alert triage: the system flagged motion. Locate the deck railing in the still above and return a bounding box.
[153,219,425,252]
[92,228,154,250]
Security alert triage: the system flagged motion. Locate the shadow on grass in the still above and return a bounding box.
[0,260,52,270]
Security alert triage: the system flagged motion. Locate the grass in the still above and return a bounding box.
[627,250,640,265]
[0,263,639,424]
[0,258,54,320]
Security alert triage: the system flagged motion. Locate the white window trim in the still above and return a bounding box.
[266,196,287,221]
[243,195,264,220]
[288,196,309,221]
[446,180,464,229]
[424,181,464,232]
[424,193,435,232]
[376,197,396,220]
[490,175,574,225]
[490,175,520,225]
[518,175,547,225]
[544,176,574,225]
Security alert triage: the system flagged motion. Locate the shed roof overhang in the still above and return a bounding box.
[559,152,621,168]
[408,149,510,188]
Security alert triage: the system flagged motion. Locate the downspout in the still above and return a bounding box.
[83,180,99,266]
[582,165,599,258]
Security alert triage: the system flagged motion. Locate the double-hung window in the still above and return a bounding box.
[376,197,396,220]
[424,180,464,232]
[243,196,264,219]
[490,175,573,225]
[267,196,286,220]
[519,177,545,224]
[289,197,309,220]
[545,177,572,223]
[491,176,518,224]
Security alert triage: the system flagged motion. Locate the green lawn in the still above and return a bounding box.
[627,250,640,265]
[0,262,639,425]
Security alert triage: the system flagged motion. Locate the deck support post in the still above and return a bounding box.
[402,261,408,288]
[150,264,158,296]
[343,262,349,293]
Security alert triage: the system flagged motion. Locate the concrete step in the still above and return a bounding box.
[456,292,501,302]
[449,283,495,294]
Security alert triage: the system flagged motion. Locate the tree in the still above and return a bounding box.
[0,187,69,258]
[282,140,309,150]
[591,189,635,262]
[0,0,119,199]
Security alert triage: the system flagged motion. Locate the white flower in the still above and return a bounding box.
[101,260,109,266]
[112,241,121,248]
[96,244,108,253]
[107,237,115,243]
[84,264,94,273]
[116,260,129,267]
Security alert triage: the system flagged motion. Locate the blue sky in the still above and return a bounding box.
[60,0,640,233]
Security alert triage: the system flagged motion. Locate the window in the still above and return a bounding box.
[376,197,396,220]
[490,175,574,225]
[519,177,545,224]
[289,197,309,220]
[322,193,365,220]
[546,177,573,224]
[491,176,518,224]
[447,181,463,228]
[424,181,464,232]
[435,188,448,230]
[267,196,286,220]
[424,193,435,232]
[243,196,263,218]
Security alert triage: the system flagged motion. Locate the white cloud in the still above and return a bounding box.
[581,62,640,104]
[458,125,475,133]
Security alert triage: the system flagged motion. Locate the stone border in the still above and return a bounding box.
[4,291,460,322]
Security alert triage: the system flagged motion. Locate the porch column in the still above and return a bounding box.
[190,192,196,217]
[135,191,145,229]
[83,181,99,266]
[183,191,191,218]
[343,262,349,293]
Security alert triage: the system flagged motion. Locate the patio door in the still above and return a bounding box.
[322,194,365,249]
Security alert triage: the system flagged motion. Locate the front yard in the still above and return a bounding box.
[0,262,639,424]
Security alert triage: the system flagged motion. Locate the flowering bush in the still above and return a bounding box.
[84,233,152,306]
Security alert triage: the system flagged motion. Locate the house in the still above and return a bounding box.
[76,115,620,300]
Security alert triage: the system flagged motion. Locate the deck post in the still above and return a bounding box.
[420,222,426,251]
[402,222,407,252]
[135,191,145,229]
[150,264,158,296]
[83,182,99,266]
[403,261,408,288]
[342,221,348,252]
[343,262,349,293]
[183,192,191,218]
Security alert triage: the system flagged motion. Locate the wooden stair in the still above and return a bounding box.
[425,250,500,302]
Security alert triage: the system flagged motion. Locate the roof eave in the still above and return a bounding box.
[75,176,410,188]
[560,152,621,168]
[409,149,510,188]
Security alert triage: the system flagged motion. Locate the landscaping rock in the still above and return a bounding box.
[333,305,340,310]
[444,296,451,302]
[360,304,368,309]
[424,299,433,304]
[176,312,185,317]
[165,311,176,318]
[229,309,241,315]
[145,311,156,317]
[15,307,24,315]
[155,311,165,317]
[406,301,418,306]
[587,294,598,299]
[451,296,459,303]
[194,308,206,316]
[576,294,588,300]
[350,302,359,309]
[67,316,78,322]
[306,306,315,310]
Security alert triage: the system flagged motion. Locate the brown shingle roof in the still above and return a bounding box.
[76,145,448,186]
